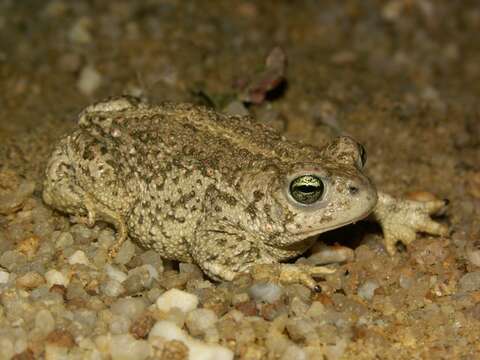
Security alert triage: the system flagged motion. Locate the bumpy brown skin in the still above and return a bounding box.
[43,96,447,289]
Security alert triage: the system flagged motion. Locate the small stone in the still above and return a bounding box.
[130,312,155,339]
[70,224,94,244]
[248,282,283,304]
[68,250,90,266]
[459,271,480,292]
[16,236,40,258]
[46,329,76,348]
[0,175,35,215]
[308,243,354,265]
[55,232,74,249]
[110,315,131,335]
[105,264,128,283]
[358,280,380,300]
[185,308,218,336]
[114,240,136,265]
[158,340,189,359]
[35,309,55,336]
[101,279,125,297]
[77,65,102,96]
[111,298,147,320]
[156,288,199,313]
[16,271,46,289]
[45,269,69,288]
[466,171,480,199]
[127,264,158,289]
[69,17,92,44]
[467,249,480,267]
[149,321,233,360]
[0,250,27,271]
[0,270,9,284]
[110,334,151,360]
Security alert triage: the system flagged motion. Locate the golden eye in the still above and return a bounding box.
[289,175,324,205]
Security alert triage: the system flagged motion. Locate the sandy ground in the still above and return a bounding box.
[1,1,480,359]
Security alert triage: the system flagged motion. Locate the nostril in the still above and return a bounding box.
[348,185,359,195]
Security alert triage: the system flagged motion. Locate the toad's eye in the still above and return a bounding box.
[358,143,367,168]
[289,175,324,205]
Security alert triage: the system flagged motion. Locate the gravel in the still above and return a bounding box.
[1,1,479,358]
[156,288,199,313]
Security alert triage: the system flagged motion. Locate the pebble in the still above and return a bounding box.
[15,236,40,258]
[156,288,199,313]
[128,264,158,286]
[458,271,480,292]
[111,298,147,320]
[466,249,480,267]
[149,320,233,360]
[35,309,55,335]
[248,283,283,304]
[101,279,125,297]
[55,232,74,249]
[110,334,151,360]
[77,65,102,96]
[114,240,136,265]
[308,244,354,265]
[69,17,93,44]
[16,271,46,289]
[105,264,128,283]
[358,280,380,300]
[0,250,27,271]
[0,270,9,284]
[185,308,218,336]
[70,224,94,244]
[45,269,70,288]
[68,250,91,266]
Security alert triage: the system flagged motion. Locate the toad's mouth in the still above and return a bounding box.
[289,205,376,241]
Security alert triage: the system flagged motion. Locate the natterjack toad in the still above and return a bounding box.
[43,96,448,289]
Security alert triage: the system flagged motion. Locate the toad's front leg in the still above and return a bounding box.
[192,218,334,291]
[372,192,449,255]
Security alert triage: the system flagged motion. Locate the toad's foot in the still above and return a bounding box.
[71,194,128,259]
[373,192,449,255]
[249,263,335,292]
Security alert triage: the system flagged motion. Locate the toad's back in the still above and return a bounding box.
[43,98,323,261]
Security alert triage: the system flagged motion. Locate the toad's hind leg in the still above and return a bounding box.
[43,140,128,259]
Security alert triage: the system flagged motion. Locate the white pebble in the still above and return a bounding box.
[68,250,90,266]
[358,280,379,300]
[185,308,218,336]
[110,334,151,360]
[0,270,9,284]
[248,282,283,304]
[105,264,128,283]
[111,297,146,320]
[149,320,233,360]
[45,269,69,287]
[110,315,131,335]
[156,289,199,313]
[77,65,102,96]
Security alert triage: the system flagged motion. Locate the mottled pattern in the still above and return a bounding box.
[42,96,380,281]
